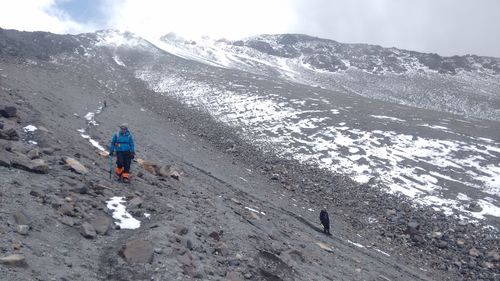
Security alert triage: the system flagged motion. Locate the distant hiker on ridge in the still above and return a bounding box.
[320,207,331,235]
[109,123,135,182]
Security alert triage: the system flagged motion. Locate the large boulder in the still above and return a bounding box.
[137,159,158,175]
[0,128,19,141]
[0,254,25,266]
[90,215,112,235]
[29,159,49,174]
[64,157,88,174]
[10,153,49,174]
[158,164,180,180]
[0,106,17,118]
[119,239,154,264]
[80,222,97,239]
[0,150,12,167]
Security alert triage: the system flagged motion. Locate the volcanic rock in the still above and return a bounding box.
[120,239,154,264]
[0,106,17,118]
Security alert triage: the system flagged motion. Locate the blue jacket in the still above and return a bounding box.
[110,130,135,153]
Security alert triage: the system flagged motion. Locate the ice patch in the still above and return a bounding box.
[245,206,266,216]
[113,55,125,66]
[106,197,141,229]
[371,115,405,122]
[28,140,37,145]
[375,249,391,256]
[84,112,95,121]
[89,139,106,151]
[347,240,365,248]
[23,125,37,132]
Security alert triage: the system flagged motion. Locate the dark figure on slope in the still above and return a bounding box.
[320,208,331,235]
[109,123,135,182]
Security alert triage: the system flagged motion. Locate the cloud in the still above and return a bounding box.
[104,0,296,40]
[0,0,91,34]
[288,0,500,57]
[1,0,498,57]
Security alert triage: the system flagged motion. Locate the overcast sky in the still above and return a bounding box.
[0,0,499,57]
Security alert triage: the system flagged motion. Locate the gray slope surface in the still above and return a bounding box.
[0,29,498,280]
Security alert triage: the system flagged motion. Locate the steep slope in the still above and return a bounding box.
[0,28,499,281]
[157,33,500,121]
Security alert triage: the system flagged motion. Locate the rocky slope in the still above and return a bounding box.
[159,33,500,121]
[0,28,499,281]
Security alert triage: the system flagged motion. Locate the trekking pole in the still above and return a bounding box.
[108,154,113,179]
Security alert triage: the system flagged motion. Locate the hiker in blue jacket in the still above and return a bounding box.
[109,123,135,182]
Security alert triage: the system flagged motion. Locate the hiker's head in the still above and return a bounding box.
[119,123,128,133]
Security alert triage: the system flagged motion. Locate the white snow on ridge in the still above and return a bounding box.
[135,56,500,221]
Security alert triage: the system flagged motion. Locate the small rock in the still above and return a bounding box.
[80,222,97,239]
[128,197,144,209]
[0,128,19,141]
[482,262,494,269]
[486,251,499,261]
[226,271,245,281]
[431,232,443,239]
[27,149,39,159]
[183,238,193,250]
[208,231,222,241]
[0,254,25,266]
[405,221,420,235]
[119,239,154,264]
[137,159,157,175]
[469,247,481,257]
[386,209,397,216]
[0,106,17,118]
[170,170,180,180]
[174,225,189,236]
[13,210,30,225]
[158,165,171,177]
[244,273,253,279]
[78,185,88,194]
[60,216,75,226]
[64,157,88,174]
[16,225,29,235]
[213,242,229,256]
[41,147,55,155]
[466,202,482,212]
[456,239,466,247]
[90,215,112,235]
[29,159,49,174]
[458,220,468,226]
[230,198,242,205]
[11,240,22,251]
[59,203,75,216]
[437,241,448,249]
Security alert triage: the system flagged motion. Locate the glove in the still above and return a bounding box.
[109,151,114,156]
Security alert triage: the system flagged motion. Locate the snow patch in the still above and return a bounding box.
[23,125,37,132]
[106,197,141,229]
[245,206,266,216]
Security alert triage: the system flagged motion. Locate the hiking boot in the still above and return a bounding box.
[122,172,130,183]
[115,167,124,176]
